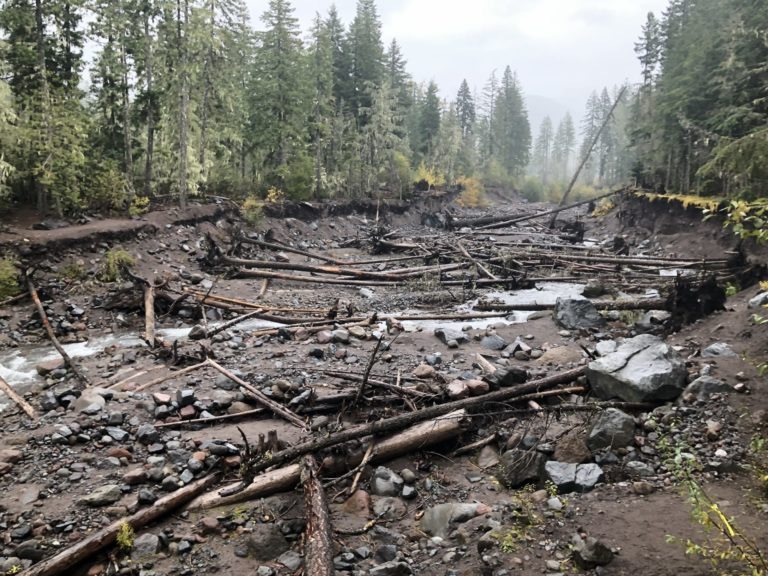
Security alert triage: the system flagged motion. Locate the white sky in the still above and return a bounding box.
[246,0,669,119]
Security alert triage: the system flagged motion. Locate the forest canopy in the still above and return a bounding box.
[0,0,765,216]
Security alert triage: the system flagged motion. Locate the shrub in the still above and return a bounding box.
[116,522,135,552]
[102,249,135,282]
[455,176,488,207]
[241,196,264,226]
[0,258,19,299]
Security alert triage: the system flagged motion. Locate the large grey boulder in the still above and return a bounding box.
[681,376,731,402]
[587,334,687,402]
[587,408,636,451]
[554,298,605,330]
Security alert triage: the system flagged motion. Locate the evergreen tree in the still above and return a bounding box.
[492,66,530,181]
[532,116,553,183]
[347,0,384,119]
[456,79,475,140]
[552,112,575,181]
[635,12,661,87]
[416,80,440,161]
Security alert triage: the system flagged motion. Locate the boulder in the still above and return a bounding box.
[575,464,604,491]
[499,449,546,488]
[554,298,605,330]
[587,334,687,402]
[544,461,577,492]
[78,484,122,507]
[554,431,591,464]
[419,502,491,538]
[748,292,768,309]
[370,467,404,497]
[434,327,468,346]
[572,534,614,568]
[481,334,507,351]
[587,408,635,451]
[681,376,731,402]
[701,342,738,358]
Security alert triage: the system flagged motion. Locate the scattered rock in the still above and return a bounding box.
[554,298,605,330]
[477,446,500,469]
[244,524,290,561]
[681,376,732,402]
[413,364,436,379]
[371,467,404,497]
[587,334,687,402]
[571,533,614,568]
[434,328,468,346]
[481,334,507,351]
[545,461,577,492]
[78,484,122,507]
[747,292,768,309]
[419,502,491,538]
[447,380,470,399]
[132,533,160,560]
[701,342,738,358]
[554,431,591,464]
[499,449,546,488]
[587,408,636,451]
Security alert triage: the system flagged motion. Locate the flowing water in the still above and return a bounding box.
[0,282,586,408]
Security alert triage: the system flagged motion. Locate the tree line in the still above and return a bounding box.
[0,0,533,216]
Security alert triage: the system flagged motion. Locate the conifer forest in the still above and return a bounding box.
[0,0,764,216]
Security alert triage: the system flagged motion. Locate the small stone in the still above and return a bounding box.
[176,389,196,407]
[342,490,371,517]
[78,484,122,507]
[413,364,436,379]
[132,533,160,560]
[371,467,404,497]
[632,481,655,495]
[571,534,614,568]
[447,380,470,399]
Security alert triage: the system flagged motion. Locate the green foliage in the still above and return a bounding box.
[102,249,135,282]
[116,522,134,552]
[0,258,20,299]
[57,261,86,282]
[241,196,264,226]
[455,176,487,208]
[662,437,768,576]
[708,199,768,245]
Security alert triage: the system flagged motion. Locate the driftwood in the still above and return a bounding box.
[354,336,384,406]
[301,456,334,576]
[144,284,156,347]
[25,275,89,386]
[211,367,585,481]
[21,473,220,576]
[206,359,306,429]
[188,409,467,510]
[0,375,37,419]
[189,309,265,340]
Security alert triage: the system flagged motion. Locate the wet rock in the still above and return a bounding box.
[343,490,372,517]
[371,467,404,497]
[372,497,406,520]
[587,408,635,451]
[499,449,546,488]
[595,340,617,357]
[587,334,687,402]
[489,367,528,387]
[434,328,468,346]
[37,359,65,376]
[245,524,290,561]
[554,431,591,464]
[137,424,160,444]
[447,380,469,399]
[701,342,738,358]
[413,364,436,379]
[277,550,302,571]
[575,464,604,491]
[132,533,160,560]
[571,534,614,568]
[625,461,655,477]
[748,292,768,309]
[79,484,122,507]
[681,376,731,402]
[545,462,576,492]
[188,325,207,340]
[477,446,500,469]
[554,298,605,330]
[481,334,507,351]
[419,502,491,538]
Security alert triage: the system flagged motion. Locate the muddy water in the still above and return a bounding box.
[0,282,586,407]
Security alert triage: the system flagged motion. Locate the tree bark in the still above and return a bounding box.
[26,276,88,386]
[0,375,37,419]
[301,456,334,576]
[177,0,189,210]
[143,10,155,198]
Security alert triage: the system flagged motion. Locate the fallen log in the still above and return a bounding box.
[189,309,265,340]
[301,456,334,576]
[21,473,220,576]
[206,359,306,429]
[144,284,156,347]
[187,409,468,510]
[211,367,585,481]
[0,375,36,419]
[25,275,88,386]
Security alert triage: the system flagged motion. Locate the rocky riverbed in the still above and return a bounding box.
[0,191,766,576]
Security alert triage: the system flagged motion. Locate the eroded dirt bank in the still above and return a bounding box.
[0,190,766,576]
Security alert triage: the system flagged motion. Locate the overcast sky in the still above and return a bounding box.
[246,0,669,122]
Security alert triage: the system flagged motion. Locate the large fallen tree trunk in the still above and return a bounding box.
[301,456,334,576]
[21,473,220,576]
[211,367,585,482]
[473,298,669,312]
[187,409,468,510]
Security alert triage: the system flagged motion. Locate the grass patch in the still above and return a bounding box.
[0,258,20,299]
[102,249,135,282]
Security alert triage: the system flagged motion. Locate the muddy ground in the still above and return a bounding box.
[0,190,766,576]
